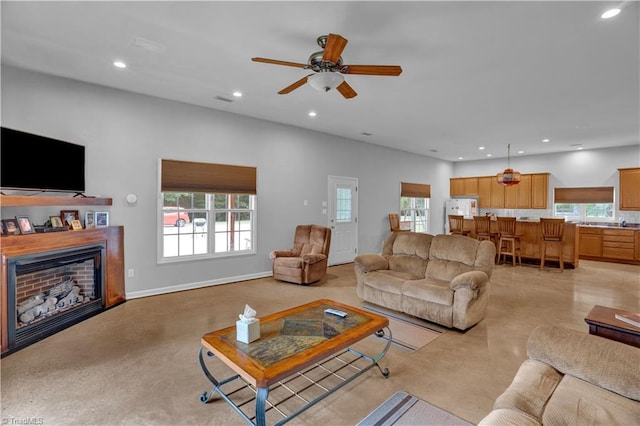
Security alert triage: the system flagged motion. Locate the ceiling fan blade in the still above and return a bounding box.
[322,34,348,64]
[278,74,313,95]
[336,81,357,99]
[341,65,403,76]
[252,57,307,69]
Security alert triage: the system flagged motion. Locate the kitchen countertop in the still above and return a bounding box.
[577,222,640,229]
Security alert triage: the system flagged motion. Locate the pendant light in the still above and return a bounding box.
[496,144,521,186]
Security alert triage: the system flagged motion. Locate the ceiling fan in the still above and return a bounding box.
[252,33,403,99]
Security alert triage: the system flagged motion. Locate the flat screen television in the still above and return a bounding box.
[1,127,86,194]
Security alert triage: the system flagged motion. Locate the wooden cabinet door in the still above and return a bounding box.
[490,179,505,208]
[463,177,478,195]
[619,168,640,210]
[478,177,492,208]
[602,229,635,260]
[504,184,518,208]
[579,228,602,257]
[450,178,464,196]
[636,231,640,260]
[516,174,532,208]
[531,173,549,209]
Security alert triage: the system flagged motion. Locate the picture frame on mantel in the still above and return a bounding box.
[50,216,65,229]
[95,212,109,228]
[2,218,20,235]
[70,219,83,231]
[16,216,35,234]
[60,210,79,227]
[85,211,96,229]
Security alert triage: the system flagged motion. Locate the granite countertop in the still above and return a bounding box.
[578,222,640,229]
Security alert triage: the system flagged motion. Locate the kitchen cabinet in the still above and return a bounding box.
[579,228,602,257]
[450,177,478,196]
[454,173,548,209]
[602,229,635,260]
[531,173,549,209]
[478,177,492,208]
[619,168,640,211]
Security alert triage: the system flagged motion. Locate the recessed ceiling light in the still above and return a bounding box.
[576,147,584,150]
[478,146,485,150]
[518,150,524,154]
[308,111,317,117]
[486,154,492,157]
[113,60,127,69]
[233,91,242,97]
[601,8,621,19]
[542,139,550,143]
[458,157,464,160]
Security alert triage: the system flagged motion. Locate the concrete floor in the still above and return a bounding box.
[1,259,639,425]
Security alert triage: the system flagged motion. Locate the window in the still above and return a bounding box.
[553,187,614,222]
[400,182,430,233]
[160,160,256,262]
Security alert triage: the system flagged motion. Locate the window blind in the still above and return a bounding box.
[401,182,431,198]
[554,187,613,203]
[161,159,257,194]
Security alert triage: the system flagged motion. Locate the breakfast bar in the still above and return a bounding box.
[463,218,579,268]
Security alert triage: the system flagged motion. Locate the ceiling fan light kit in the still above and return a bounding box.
[252,33,402,99]
[308,71,344,92]
[496,144,521,186]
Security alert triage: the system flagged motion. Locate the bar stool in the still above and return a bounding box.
[448,215,470,236]
[473,216,495,243]
[496,217,521,266]
[540,218,565,272]
[388,213,409,233]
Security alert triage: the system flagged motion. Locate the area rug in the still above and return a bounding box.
[356,391,473,426]
[363,303,444,352]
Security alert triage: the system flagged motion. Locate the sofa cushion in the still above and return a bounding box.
[274,257,304,268]
[385,233,431,278]
[401,279,453,306]
[493,359,562,421]
[478,408,541,426]
[542,375,640,425]
[527,325,640,401]
[426,235,479,281]
[363,271,416,295]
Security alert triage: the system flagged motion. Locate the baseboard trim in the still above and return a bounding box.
[126,270,273,300]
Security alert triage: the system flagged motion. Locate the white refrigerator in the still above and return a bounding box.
[445,198,478,233]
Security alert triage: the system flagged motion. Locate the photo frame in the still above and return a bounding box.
[60,210,80,227]
[16,216,35,234]
[85,211,96,229]
[2,218,20,235]
[70,219,83,231]
[95,212,109,228]
[50,216,65,229]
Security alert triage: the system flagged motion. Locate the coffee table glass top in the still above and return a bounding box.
[219,302,371,367]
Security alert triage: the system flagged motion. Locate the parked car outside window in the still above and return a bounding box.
[163,208,190,227]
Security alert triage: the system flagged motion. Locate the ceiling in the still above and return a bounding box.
[2,1,638,162]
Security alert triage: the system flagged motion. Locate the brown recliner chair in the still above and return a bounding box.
[269,225,332,285]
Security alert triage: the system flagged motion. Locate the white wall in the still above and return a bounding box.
[1,66,453,297]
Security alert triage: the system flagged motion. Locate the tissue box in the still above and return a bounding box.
[236,319,260,344]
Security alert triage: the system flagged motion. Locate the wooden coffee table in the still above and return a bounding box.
[198,299,391,426]
[584,305,640,348]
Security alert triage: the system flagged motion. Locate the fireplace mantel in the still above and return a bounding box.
[1,226,125,354]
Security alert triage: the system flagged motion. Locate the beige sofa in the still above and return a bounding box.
[354,232,495,330]
[479,325,640,425]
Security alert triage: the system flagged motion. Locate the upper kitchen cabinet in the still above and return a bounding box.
[619,167,640,211]
[450,177,478,196]
[531,173,549,209]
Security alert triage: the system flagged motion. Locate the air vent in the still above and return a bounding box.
[214,96,234,103]
[361,132,373,136]
[132,36,165,53]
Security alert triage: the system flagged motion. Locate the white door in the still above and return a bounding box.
[328,176,358,265]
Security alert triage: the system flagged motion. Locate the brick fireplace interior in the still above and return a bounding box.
[5,244,106,355]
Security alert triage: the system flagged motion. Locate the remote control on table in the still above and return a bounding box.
[324,308,347,318]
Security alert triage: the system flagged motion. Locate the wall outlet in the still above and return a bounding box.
[127,268,135,278]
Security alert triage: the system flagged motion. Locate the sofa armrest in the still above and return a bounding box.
[449,270,489,291]
[353,254,389,272]
[527,325,640,401]
[269,249,295,260]
[302,253,327,264]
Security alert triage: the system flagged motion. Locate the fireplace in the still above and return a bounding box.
[5,244,106,355]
